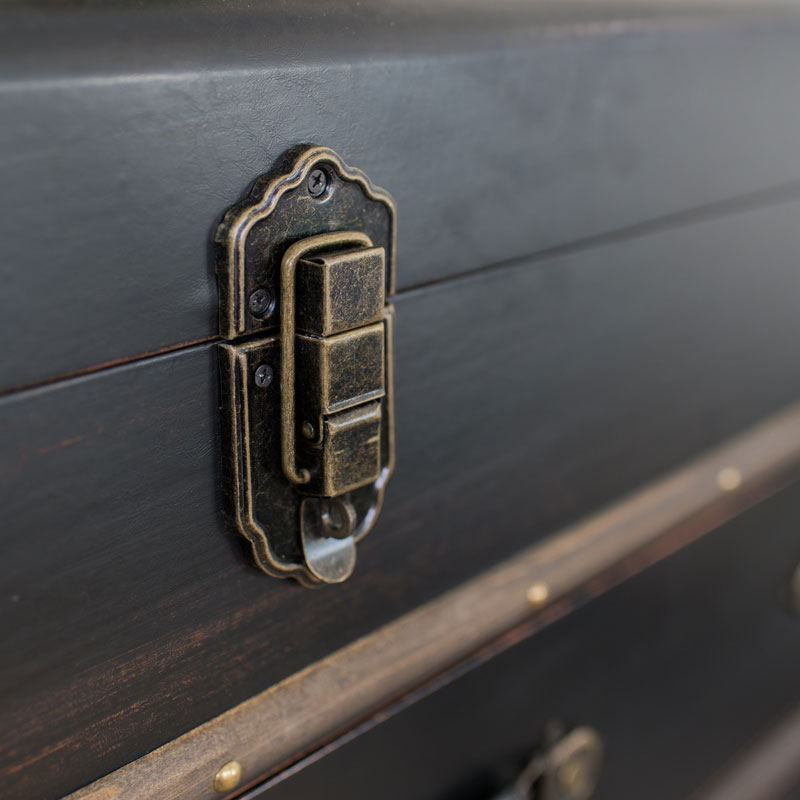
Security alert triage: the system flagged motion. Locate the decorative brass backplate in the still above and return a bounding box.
[216,146,396,586]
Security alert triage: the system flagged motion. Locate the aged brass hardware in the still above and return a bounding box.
[493,726,603,800]
[716,466,743,491]
[526,581,550,607]
[216,145,395,585]
[213,761,242,793]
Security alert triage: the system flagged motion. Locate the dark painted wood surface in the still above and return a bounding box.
[2,199,800,798]
[257,481,800,800]
[4,2,800,388]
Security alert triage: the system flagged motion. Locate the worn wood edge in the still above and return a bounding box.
[65,403,800,800]
[251,407,800,798]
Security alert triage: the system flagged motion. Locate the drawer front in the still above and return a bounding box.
[256,481,800,800]
[4,201,800,799]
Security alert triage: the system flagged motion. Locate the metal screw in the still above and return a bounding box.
[248,287,274,317]
[307,168,328,197]
[254,364,273,389]
[301,421,316,440]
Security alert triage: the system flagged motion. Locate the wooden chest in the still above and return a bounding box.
[4,2,800,798]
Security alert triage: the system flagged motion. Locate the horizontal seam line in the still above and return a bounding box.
[5,175,800,398]
[0,335,219,400]
[397,176,800,297]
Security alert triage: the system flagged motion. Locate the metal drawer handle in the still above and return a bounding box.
[492,726,603,800]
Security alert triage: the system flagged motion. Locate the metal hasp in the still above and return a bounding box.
[216,145,396,586]
[492,726,603,800]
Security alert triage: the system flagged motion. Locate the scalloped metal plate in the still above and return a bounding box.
[216,146,396,585]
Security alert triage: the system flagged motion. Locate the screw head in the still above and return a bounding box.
[254,364,273,389]
[307,168,328,197]
[301,421,316,440]
[248,287,274,317]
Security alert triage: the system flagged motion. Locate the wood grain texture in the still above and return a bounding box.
[4,3,800,388]
[65,404,800,800]
[253,482,800,800]
[3,199,800,798]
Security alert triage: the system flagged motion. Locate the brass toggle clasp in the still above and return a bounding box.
[279,230,381,489]
[216,145,396,586]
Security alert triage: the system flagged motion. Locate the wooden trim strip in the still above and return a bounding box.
[68,404,800,800]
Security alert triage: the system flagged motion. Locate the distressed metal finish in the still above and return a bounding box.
[279,232,384,488]
[217,147,396,585]
[215,145,395,341]
[296,246,386,336]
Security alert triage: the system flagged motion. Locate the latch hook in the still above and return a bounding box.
[280,230,374,486]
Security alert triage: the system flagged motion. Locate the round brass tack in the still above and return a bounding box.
[214,760,243,793]
[527,581,550,607]
[717,466,742,492]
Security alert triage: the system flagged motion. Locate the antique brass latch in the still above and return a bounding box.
[216,146,396,586]
[492,726,603,800]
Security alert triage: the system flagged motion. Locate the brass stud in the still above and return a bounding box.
[213,760,242,793]
[716,466,742,492]
[527,581,550,607]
